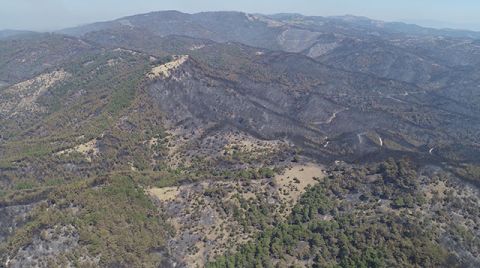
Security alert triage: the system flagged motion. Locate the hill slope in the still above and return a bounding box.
[0,11,479,267]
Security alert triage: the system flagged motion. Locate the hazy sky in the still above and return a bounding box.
[1,0,480,31]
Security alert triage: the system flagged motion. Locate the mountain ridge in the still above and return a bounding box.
[57,10,480,39]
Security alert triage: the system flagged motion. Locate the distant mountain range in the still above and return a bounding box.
[0,29,36,39]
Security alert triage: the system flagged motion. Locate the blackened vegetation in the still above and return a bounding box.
[0,10,480,268]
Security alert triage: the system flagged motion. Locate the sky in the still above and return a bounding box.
[1,0,480,32]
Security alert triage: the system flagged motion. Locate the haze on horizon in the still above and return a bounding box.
[1,0,480,32]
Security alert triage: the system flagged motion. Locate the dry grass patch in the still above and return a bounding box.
[274,164,325,216]
[147,55,189,79]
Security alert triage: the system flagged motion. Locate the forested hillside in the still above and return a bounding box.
[0,10,479,268]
